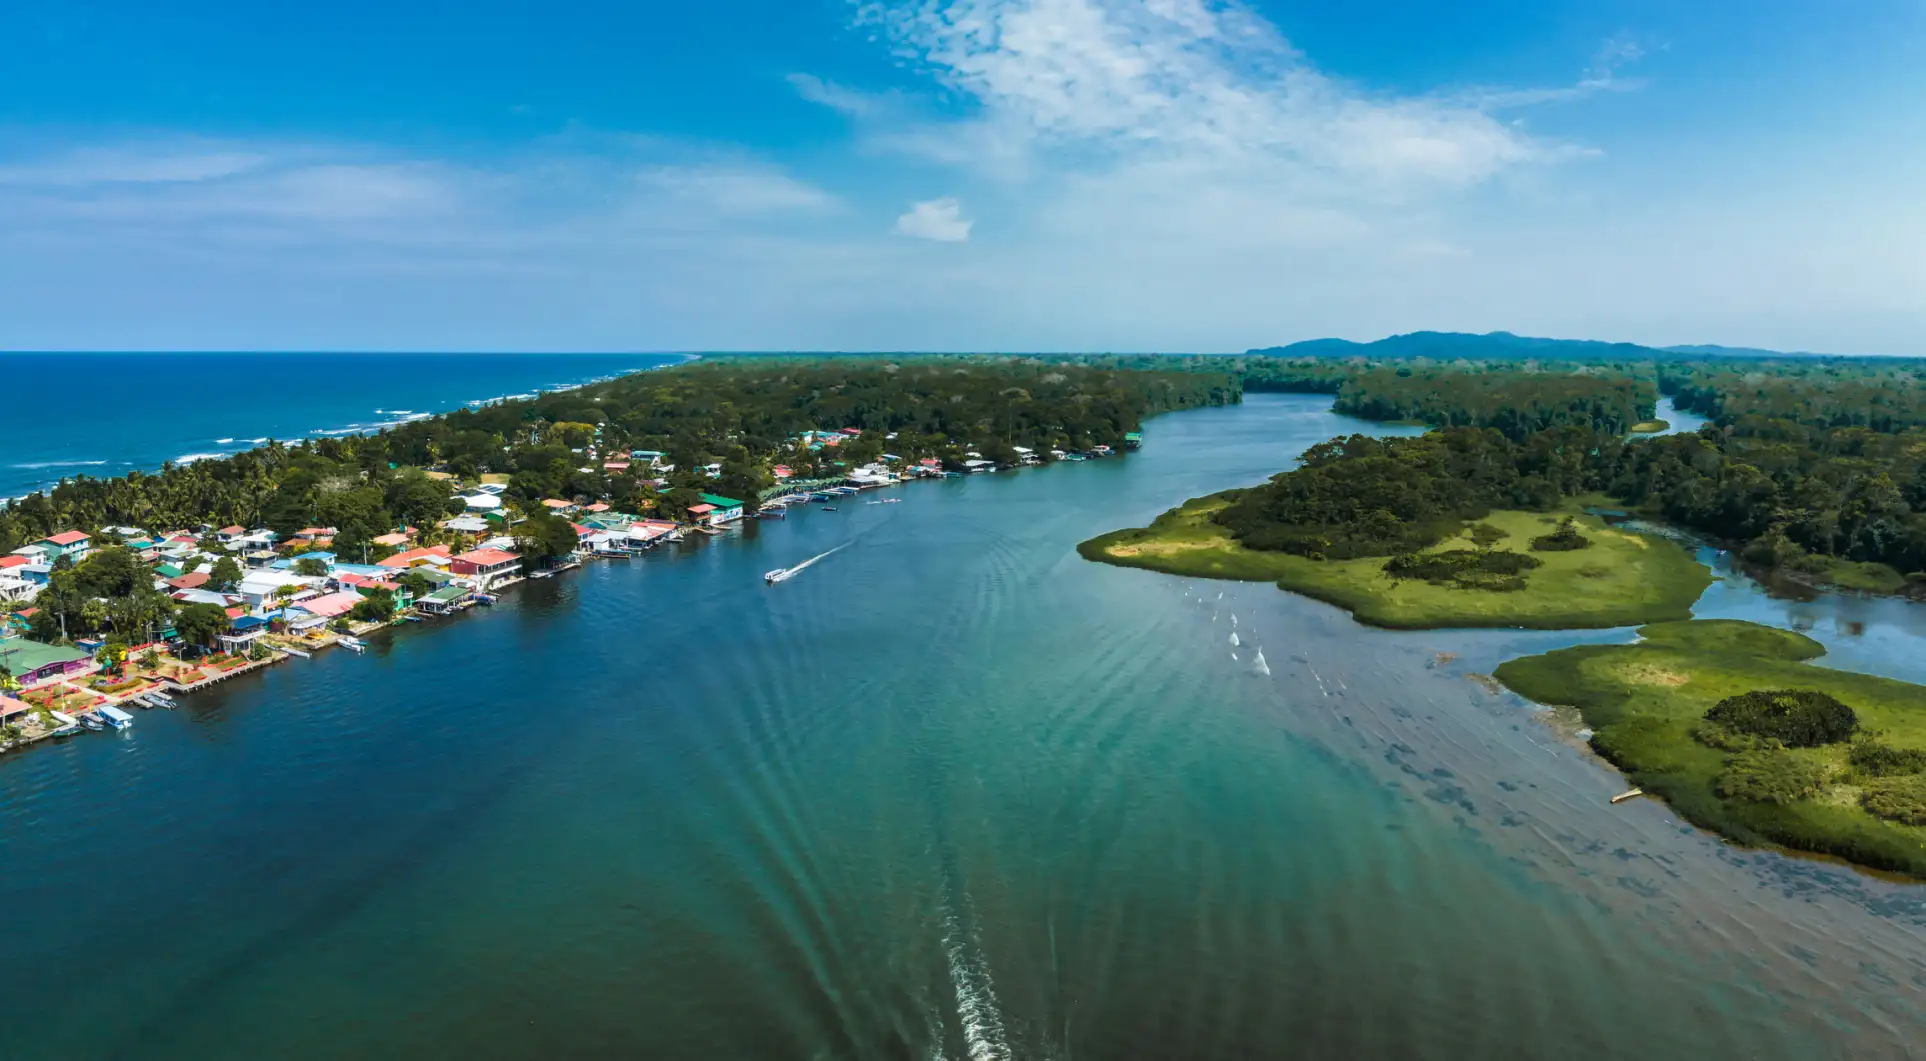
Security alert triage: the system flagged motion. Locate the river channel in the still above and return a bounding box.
[3,394,1925,1060]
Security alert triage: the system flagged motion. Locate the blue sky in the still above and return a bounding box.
[2,0,1923,353]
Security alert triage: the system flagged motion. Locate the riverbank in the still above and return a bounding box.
[1080,498,1710,630]
[10,392,1926,1061]
[1495,620,1926,878]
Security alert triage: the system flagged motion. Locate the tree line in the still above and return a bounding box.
[0,357,1235,556]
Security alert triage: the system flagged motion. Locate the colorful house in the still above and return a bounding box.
[35,531,92,565]
[697,494,745,526]
[0,637,97,688]
[377,545,454,570]
[451,548,521,589]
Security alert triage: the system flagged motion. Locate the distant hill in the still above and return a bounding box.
[1245,331,1815,361]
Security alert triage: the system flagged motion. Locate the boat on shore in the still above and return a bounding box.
[338,637,366,654]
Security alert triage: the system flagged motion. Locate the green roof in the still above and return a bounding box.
[422,587,469,603]
[699,494,742,508]
[0,638,91,672]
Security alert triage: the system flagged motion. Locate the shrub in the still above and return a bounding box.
[1704,689,1858,748]
[1465,523,1507,548]
[1531,519,1593,552]
[1694,722,1781,753]
[1860,776,1926,825]
[1848,739,1926,778]
[1386,546,1548,589]
[1715,751,1828,804]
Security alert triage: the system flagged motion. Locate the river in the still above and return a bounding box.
[4,394,1925,1060]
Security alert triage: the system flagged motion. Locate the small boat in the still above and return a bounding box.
[765,568,791,584]
[473,592,498,605]
[80,714,105,731]
[98,705,135,731]
[143,691,177,709]
[1610,787,1645,804]
[531,570,553,579]
[821,505,838,511]
[47,711,82,736]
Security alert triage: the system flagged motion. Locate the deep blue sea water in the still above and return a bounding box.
[1,352,686,499]
[6,394,1926,1060]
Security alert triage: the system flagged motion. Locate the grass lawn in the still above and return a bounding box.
[1496,620,1926,878]
[1079,497,1710,630]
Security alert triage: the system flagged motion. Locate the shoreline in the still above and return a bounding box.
[0,450,1115,758]
[1080,496,1712,631]
[0,353,694,504]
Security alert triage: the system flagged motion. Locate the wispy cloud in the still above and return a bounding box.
[0,143,270,185]
[850,0,1583,191]
[895,197,973,241]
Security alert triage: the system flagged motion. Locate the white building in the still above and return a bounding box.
[238,570,321,610]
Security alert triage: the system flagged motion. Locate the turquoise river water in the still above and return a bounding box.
[4,394,1926,1060]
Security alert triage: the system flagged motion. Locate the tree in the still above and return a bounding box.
[174,603,229,655]
[396,570,435,600]
[514,510,579,567]
[294,558,330,577]
[208,556,244,591]
[349,588,396,623]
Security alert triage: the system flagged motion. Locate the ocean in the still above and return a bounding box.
[0,352,686,500]
[4,393,1926,1060]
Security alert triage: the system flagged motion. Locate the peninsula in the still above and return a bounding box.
[1496,621,1926,878]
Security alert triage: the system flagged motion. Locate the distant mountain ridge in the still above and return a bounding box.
[1246,331,1835,360]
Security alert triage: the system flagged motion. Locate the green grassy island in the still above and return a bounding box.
[1495,620,1926,878]
[1080,498,1710,629]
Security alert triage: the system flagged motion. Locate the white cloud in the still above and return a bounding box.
[0,144,270,185]
[894,197,974,241]
[635,164,840,215]
[853,0,1579,191]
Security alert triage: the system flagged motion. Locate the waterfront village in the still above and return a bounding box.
[0,430,1138,753]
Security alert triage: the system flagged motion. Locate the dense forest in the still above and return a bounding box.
[1206,357,1926,583]
[1331,368,1654,438]
[0,358,1236,557]
[1211,427,1614,559]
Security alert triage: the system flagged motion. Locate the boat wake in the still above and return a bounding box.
[764,543,850,584]
[941,901,1012,1061]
